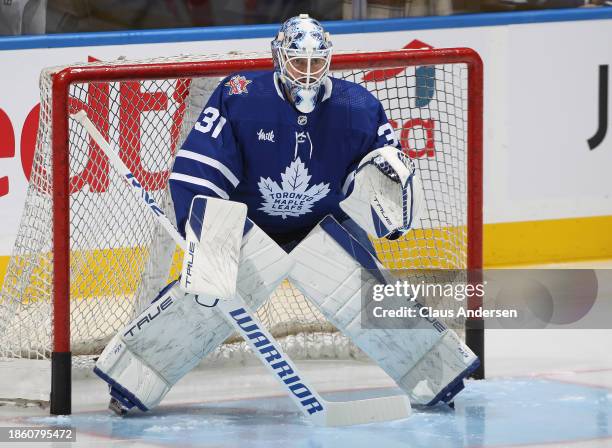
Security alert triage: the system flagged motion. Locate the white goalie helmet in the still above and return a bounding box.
[271,14,333,114]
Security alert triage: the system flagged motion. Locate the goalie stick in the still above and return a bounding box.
[71,110,411,427]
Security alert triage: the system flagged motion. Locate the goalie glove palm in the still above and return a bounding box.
[340,146,423,239]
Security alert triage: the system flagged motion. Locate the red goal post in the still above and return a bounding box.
[4,48,483,414]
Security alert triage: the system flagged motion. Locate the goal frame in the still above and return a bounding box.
[48,48,483,414]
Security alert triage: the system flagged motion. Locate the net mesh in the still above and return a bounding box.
[0,51,470,370]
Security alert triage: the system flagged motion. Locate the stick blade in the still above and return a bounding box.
[318,395,411,427]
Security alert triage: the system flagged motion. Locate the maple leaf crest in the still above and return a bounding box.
[258,158,330,219]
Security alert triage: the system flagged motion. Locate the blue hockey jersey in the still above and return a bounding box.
[169,70,399,243]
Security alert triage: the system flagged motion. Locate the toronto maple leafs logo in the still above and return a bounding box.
[225,75,252,95]
[258,158,330,219]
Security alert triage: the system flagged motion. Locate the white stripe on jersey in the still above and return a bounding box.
[321,77,333,103]
[175,149,240,187]
[272,72,285,100]
[169,173,230,200]
[342,170,356,195]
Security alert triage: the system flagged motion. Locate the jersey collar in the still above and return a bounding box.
[272,72,334,104]
[273,72,286,100]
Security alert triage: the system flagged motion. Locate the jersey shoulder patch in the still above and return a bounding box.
[224,74,252,95]
[221,71,276,99]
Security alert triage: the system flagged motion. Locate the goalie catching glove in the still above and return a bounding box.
[340,146,423,240]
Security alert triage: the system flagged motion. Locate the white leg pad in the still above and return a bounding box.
[94,221,292,411]
[288,216,479,405]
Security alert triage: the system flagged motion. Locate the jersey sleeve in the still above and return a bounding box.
[169,76,243,235]
[342,97,400,197]
[370,101,402,152]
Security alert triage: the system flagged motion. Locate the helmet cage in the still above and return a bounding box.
[277,46,332,89]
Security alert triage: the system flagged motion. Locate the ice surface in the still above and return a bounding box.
[1,259,611,447]
[2,377,610,448]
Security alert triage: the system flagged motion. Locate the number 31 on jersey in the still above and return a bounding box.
[195,106,227,138]
[378,122,399,147]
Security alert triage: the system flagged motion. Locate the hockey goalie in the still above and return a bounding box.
[94,14,480,417]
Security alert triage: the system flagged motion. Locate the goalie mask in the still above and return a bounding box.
[271,14,332,114]
[339,146,423,240]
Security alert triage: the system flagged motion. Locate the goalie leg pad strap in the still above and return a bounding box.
[288,215,479,405]
[94,220,292,410]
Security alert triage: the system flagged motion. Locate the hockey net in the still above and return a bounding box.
[0,49,482,409]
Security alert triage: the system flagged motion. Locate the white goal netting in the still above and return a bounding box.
[0,51,474,389]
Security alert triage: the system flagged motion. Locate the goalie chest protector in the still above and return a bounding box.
[170,70,400,241]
